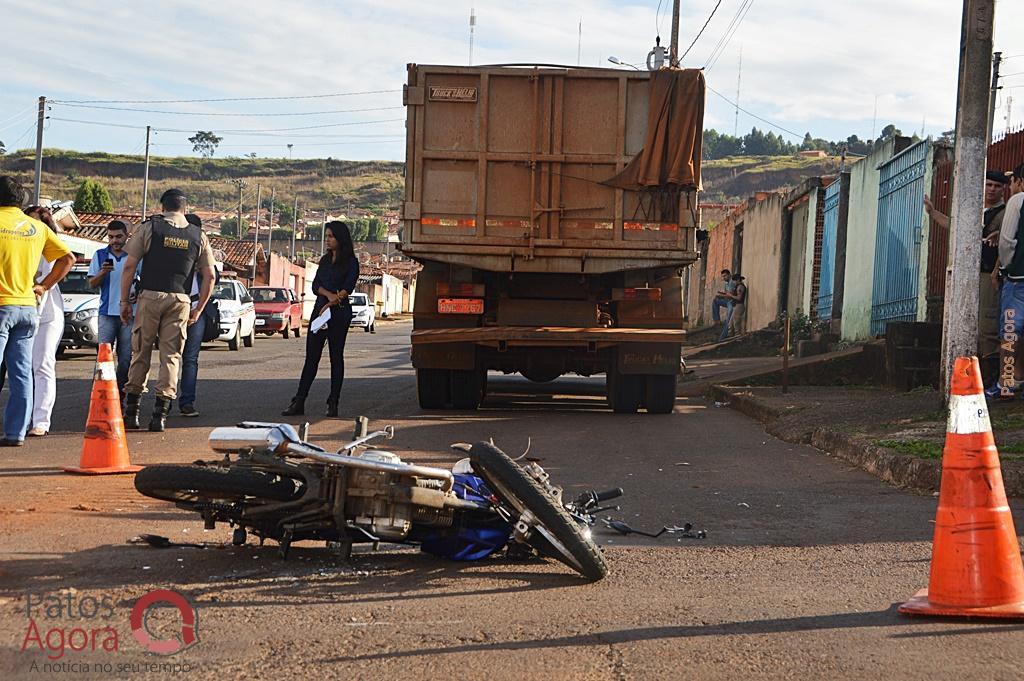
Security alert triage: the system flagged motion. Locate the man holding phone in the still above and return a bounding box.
[88,219,136,391]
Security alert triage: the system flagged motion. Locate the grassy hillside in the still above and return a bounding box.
[0,149,841,214]
[702,154,842,202]
[1,149,404,213]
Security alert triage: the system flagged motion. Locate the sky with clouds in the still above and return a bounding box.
[1,0,1021,162]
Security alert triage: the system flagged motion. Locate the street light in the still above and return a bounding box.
[607,56,640,70]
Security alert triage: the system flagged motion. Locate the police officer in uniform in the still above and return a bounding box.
[119,188,216,431]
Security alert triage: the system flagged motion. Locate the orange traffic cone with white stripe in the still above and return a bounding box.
[64,343,141,475]
[899,356,1024,618]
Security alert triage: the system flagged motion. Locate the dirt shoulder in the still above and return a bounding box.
[708,384,1024,496]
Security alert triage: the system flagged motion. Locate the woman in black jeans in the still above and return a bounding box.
[282,221,359,417]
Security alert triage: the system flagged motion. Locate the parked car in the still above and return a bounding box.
[213,280,257,351]
[59,264,100,356]
[349,292,376,333]
[251,287,303,338]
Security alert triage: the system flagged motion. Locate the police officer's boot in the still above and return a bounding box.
[281,397,305,416]
[124,393,141,431]
[149,398,171,433]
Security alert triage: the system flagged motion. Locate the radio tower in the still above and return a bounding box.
[469,8,476,65]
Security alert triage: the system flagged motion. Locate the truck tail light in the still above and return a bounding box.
[436,282,485,297]
[612,288,662,301]
[438,298,484,314]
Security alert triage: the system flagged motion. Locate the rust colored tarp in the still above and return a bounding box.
[604,69,705,191]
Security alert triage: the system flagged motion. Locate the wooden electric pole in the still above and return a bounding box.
[32,96,45,204]
[669,0,681,67]
[940,0,996,394]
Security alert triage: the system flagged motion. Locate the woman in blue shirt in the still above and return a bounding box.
[282,221,360,417]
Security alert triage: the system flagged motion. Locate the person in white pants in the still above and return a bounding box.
[25,206,66,437]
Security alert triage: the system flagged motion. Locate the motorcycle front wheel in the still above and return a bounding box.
[469,443,609,581]
[134,464,303,505]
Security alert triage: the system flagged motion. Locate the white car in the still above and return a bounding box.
[349,292,376,333]
[214,280,257,351]
[59,264,101,355]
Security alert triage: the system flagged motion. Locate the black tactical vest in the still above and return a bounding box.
[139,217,202,294]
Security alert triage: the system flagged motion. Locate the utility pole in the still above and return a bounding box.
[250,182,260,282]
[291,195,298,260]
[734,47,743,138]
[577,17,582,67]
[468,7,476,66]
[32,96,45,204]
[267,186,275,261]
[320,210,327,256]
[940,0,996,394]
[141,125,152,218]
[233,179,247,239]
[669,0,681,67]
[988,51,1002,143]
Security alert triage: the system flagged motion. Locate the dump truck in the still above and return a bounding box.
[401,64,705,413]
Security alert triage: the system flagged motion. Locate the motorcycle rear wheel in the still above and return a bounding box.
[134,464,303,505]
[469,443,608,581]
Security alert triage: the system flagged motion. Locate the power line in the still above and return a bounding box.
[705,83,802,139]
[151,139,404,149]
[50,89,401,105]
[680,0,723,62]
[52,103,404,117]
[705,0,756,71]
[49,116,406,135]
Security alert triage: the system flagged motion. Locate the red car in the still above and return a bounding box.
[251,287,304,338]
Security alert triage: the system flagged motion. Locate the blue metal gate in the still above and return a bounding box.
[870,141,928,336]
[816,179,842,320]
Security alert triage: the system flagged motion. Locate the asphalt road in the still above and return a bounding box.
[1,320,1023,680]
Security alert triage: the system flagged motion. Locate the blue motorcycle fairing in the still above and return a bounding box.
[411,473,513,561]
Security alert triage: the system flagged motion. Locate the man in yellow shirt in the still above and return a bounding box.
[0,177,75,445]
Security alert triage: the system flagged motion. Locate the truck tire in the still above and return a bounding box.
[451,369,483,410]
[135,464,303,505]
[607,369,642,414]
[644,374,677,414]
[417,368,450,409]
[469,443,608,581]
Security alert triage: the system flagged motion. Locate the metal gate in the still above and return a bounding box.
[816,179,842,320]
[870,141,928,336]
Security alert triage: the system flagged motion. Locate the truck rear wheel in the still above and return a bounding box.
[417,368,450,409]
[644,374,677,414]
[451,369,483,410]
[607,369,643,414]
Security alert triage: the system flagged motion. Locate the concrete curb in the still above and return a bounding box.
[707,385,962,496]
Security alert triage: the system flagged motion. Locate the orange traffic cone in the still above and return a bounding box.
[899,356,1024,618]
[64,343,141,475]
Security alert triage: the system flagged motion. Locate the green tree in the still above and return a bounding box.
[220,216,244,237]
[189,131,223,158]
[73,179,113,212]
[304,225,322,241]
[349,218,370,241]
[367,217,387,242]
[88,181,113,212]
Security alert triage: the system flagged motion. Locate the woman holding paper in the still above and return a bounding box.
[282,221,359,417]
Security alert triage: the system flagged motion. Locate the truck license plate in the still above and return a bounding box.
[438,298,483,314]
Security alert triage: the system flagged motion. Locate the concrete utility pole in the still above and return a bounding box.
[291,195,298,260]
[267,186,275,259]
[941,0,996,394]
[669,0,681,67]
[32,96,45,204]
[250,182,260,282]
[988,51,1002,143]
[233,179,247,239]
[141,125,151,218]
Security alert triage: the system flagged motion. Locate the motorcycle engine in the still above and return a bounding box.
[345,450,412,540]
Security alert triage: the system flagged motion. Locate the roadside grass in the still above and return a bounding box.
[874,439,944,459]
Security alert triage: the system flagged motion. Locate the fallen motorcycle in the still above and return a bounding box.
[133,419,619,581]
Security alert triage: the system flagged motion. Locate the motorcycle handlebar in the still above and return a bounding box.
[574,487,624,507]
